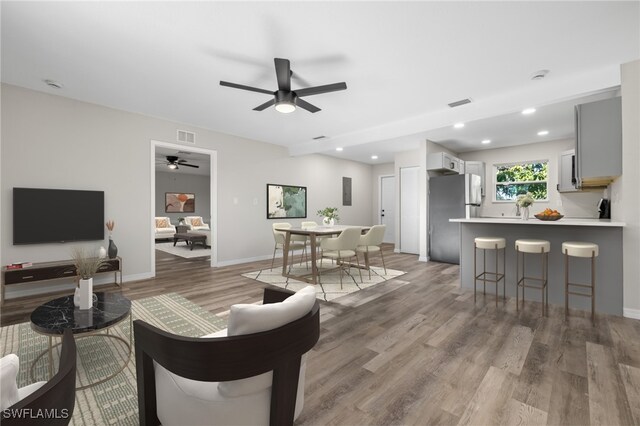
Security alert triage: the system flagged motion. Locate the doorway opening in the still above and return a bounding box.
[150,140,218,277]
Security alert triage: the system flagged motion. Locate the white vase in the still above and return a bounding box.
[74,287,81,308]
[78,278,94,310]
[323,217,335,226]
[98,246,107,258]
[522,206,530,221]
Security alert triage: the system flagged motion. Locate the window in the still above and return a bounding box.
[494,161,548,201]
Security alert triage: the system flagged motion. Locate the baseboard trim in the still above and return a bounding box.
[123,272,154,283]
[393,249,400,253]
[623,307,640,320]
[419,256,428,262]
[217,253,277,267]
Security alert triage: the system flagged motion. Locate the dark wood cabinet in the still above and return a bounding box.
[2,257,122,303]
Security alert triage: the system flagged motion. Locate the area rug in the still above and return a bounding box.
[0,293,226,426]
[155,241,211,258]
[242,264,406,302]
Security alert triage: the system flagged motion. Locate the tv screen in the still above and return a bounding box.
[13,188,105,244]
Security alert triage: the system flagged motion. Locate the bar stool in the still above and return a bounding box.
[563,241,598,324]
[474,237,506,306]
[515,239,550,316]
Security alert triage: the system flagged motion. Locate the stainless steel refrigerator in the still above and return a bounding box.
[428,174,482,264]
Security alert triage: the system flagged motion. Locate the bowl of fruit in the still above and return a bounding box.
[535,208,564,221]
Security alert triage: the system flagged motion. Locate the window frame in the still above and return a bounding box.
[492,159,550,203]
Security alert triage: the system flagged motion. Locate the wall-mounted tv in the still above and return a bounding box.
[13,188,105,245]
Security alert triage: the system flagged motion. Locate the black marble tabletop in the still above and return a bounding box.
[30,292,131,335]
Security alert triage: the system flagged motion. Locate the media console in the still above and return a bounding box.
[1,257,122,304]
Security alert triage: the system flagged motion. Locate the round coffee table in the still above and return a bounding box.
[30,292,132,390]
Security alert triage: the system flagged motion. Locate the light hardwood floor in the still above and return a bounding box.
[2,245,639,425]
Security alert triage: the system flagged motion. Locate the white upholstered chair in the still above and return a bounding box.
[155,217,176,240]
[185,216,210,231]
[356,225,387,278]
[319,227,363,287]
[272,223,307,271]
[133,286,320,426]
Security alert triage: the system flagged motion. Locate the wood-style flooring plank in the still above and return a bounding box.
[619,363,640,425]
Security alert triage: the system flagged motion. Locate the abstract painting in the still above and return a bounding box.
[165,192,195,213]
[267,184,307,219]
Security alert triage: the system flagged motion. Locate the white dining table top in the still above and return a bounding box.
[274,225,369,235]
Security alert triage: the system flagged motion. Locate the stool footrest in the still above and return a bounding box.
[568,291,593,297]
[567,282,593,289]
[474,272,505,282]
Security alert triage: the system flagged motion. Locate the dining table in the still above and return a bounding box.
[275,225,370,285]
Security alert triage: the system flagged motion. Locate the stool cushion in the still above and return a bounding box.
[515,239,550,253]
[562,241,599,257]
[474,237,506,250]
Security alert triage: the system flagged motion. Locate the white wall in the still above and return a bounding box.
[1,84,374,296]
[156,171,210,223]
[458,139,604,218]
[370,162,394,225]
[611,59,640,318]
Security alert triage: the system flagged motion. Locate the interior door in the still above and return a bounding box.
[400,167,420,254]
[380,176,395,244]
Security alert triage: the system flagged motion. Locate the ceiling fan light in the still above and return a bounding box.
[275,101,296,114]
[168,163,178,170]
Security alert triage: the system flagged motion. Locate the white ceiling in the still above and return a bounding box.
[2,2,638,164]
[155,147,210,176]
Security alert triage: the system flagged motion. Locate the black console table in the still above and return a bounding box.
[1,257,122,304]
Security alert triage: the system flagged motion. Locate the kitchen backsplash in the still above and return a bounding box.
[478,189,605,218]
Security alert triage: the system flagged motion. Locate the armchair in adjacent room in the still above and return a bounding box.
[1,329,77,426]
[133,286,320,426]
[184,216,210,231]
[155,217,176,240]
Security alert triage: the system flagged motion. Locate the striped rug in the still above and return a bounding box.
[0,293,226,425]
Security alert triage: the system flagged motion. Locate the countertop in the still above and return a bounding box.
[450,217,625,227]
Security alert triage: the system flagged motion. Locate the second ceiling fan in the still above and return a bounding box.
[220,58,347,113]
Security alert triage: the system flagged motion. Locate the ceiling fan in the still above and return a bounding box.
[220,58,347,114]
[163,156,199,170]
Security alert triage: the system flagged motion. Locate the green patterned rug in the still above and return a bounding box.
[0,293,226,425]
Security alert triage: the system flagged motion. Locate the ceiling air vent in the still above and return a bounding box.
[448,98,472,108]
[177,130,195,144]
[312,135,327,140]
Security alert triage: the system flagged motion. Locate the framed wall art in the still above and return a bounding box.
[165,192,195,213]
[266,184,307,219]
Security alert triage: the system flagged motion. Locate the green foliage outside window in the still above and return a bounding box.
[495,162,548,201]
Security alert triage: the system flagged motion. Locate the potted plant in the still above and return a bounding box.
[178,217,185,225]
[516,192,535,220]
[72,247,108,310]
[317,207,340,226]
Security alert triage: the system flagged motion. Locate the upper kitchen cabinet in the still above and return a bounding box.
[575,97,622,188]
[557,149,579,193]
[427,152,462,174]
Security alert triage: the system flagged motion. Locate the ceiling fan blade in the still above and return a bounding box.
[179,163,200,168]
[274,58,291,92]
[295,98,321,113]
[253,98,276,111]
[220,81,273,95]
[295,82,347,97]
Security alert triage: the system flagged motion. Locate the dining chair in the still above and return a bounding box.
[319,227,363,288]
[356,225,387,279]
[271,223,307,271]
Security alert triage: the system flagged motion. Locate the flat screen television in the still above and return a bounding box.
[13,188,105,245]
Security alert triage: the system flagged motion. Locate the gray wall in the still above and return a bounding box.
[155,171,210,224]
[1,84,374,297]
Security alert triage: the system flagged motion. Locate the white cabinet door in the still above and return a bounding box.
[558,149,578,192]
[400,167,420,254]
[380,176,396,244]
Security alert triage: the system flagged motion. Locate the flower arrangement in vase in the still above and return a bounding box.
[106,220,118,259]
[516,192,535,220]
[317,207,340,226]
[72,247,108,310]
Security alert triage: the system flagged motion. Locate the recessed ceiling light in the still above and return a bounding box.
[43,79,63,89]
[371,155,378,160]
[537,130,549,136]
[481,139,491,144]
[454,122,465,129]
[335,147,343,152]
[522,108,536,115]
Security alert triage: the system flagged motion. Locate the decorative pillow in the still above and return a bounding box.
[1,354,20,410]
[218,286,316,397]
[191,217,203,227]
[156,218,169,228]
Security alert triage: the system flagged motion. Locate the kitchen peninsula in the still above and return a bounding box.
[450,217,625,315]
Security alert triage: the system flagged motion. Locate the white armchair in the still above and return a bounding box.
[185,216,210,231]
[155,217,176,240]
[133,286,320,426]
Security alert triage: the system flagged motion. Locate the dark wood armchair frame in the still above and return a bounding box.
[4,329,77,426]
[134,288,321,426]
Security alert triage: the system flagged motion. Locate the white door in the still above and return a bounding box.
[380,176,395,244]
[400,167,420,254]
